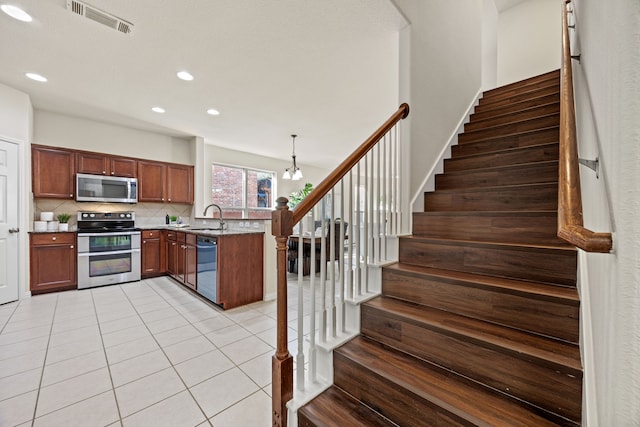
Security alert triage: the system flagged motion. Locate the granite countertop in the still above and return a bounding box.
[139,225,264,236]
[30,226,263,236]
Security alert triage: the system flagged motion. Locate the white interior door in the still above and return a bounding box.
[0,139,19,304]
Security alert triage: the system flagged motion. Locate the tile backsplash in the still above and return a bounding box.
[33,200,193,230]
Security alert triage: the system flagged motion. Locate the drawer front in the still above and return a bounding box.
[31,233,75,246]
[142,230,160,239]
[185,233,197,245]
[176,232,186,243]
[166,231,177,241]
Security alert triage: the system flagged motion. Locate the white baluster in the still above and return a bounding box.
[355,163,362,297]
[296,221,305,391]
[347,170,354,301]
[320,199,327,343]
[339,179,346,333]
[309,205,317,383]
[329,188,337,339]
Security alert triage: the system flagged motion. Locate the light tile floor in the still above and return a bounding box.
[0,276,290,427]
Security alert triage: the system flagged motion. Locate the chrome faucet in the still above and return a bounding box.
[203,203,225,230]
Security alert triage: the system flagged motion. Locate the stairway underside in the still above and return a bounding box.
[299,69,582,426]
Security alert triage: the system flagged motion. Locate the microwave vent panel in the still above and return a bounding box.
[66,0,133,35]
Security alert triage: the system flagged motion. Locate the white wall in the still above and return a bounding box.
[497,0,561,85]
[392,0,483,202]
[482,0,499,90]
[571,0,640,424]
[0,82,33,300]
[33,110,192,165]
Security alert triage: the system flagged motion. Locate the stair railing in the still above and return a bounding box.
[271,103,410,426]
[558,0,612,252]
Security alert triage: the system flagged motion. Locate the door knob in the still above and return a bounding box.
[9,228,19,233]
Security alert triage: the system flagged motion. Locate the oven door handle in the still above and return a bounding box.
[78,231,140,237]
[78,249,141,257]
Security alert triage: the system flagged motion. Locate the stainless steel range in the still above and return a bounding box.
[77,211,141,289]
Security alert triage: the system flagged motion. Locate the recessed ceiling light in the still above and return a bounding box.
[151,107,165,113]
[1,4,32,22]
[176,71,194,81]
[25,72,47,82]
[206,108,220,116]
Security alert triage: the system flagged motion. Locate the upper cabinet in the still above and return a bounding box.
[138,161,194,204]
[32,145,75,199]
[32,145,193,204]
[138,160,166,202]
[76,152,137,178]
[167,164,194,204]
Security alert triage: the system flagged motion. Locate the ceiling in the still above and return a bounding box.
[0,0,406,169]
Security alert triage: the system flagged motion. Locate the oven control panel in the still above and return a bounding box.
[78,212,135,221]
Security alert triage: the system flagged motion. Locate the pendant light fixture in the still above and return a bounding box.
[283,134,303,180]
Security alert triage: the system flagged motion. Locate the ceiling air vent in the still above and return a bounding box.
[66,0,133,35]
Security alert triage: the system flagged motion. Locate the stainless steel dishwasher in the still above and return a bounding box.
[196,236,218,304]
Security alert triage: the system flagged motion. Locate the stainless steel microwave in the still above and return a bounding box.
[76,173,138,203]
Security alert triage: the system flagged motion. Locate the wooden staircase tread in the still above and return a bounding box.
[472,93,561,117]
[364,296,582,372]
[440,159,558,174]
[415,209,559,216]
[482,80,560,103]
[299,386,399,427]
[455,125,559,147]
[468,101,560,128]
[479,88,560,111]
[384,263,580,303]
[401,236,576,253]
[460,113,559,138]
[426,181,557,194]
[482,70,559,98]
[338,336,570,427]
[449,142,558,162]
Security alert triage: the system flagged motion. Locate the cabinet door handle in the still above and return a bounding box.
[8,228,19,233]
[52,237,57,241]
[168,198,171,202]
[69,194,73,198]
[102,170,106,174]
[111,172,115,175]
[143,240,147,244]
[70,245,74,249]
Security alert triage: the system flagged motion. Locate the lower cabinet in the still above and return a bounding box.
[30,233,77,294]
[166,231,196,290]
[141,230,165,278]
[163,230,264,309]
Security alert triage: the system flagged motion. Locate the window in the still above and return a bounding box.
[211,163,275,219]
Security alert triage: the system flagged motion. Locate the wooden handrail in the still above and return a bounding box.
[558,1,612,253]
[270,103,409,427]
[292,103,410,225]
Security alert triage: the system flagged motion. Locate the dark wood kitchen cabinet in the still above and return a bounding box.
[30,233,77,294]
[165,231,196,290]
[76,152,137,178]
[167,164,194,204]
[138,161,194,204]
[166,231,179,277]
[32,145,75,199]
[141,230,165,278]
[138,160,166,202]
[217,233,263,309]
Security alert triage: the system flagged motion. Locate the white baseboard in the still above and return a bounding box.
[578,250,598,425]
